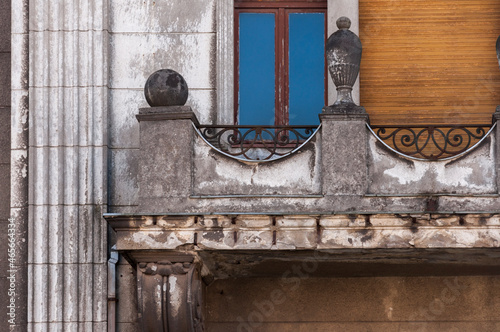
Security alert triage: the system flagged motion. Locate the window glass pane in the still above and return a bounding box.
[239,13,276,125]
[288,13,324,125]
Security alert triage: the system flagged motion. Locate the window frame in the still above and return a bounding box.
[234,0,328,126]
[215,0,360,125]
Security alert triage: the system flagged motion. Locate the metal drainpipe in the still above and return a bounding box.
[107,246,119,332]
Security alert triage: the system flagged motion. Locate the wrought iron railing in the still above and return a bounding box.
[369,124,496,161]
[194,125,320,162]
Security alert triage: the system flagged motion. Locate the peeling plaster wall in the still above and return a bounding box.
[368,133,497,195]
[106,1,500,331]
[193,135,322,196]
[108,1,217,328]
[108,0,217,213]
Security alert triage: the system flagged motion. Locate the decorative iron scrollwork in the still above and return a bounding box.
[369,124,495,161]
[195,125,320,162]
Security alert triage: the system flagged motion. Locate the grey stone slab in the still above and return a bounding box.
[0,222,8,277]
[138,115,194,210]
[0,163,10,219]
[109,148,139,207]
[0,108,11,164]
[0,1,11,52]
[0,53,11,107]
[109,89,142,149]
[1,278,27,329]
[0,277,11,329]
[110,0,215,33]
[116,262,139,324]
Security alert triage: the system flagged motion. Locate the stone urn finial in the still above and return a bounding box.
[325,17,362,107]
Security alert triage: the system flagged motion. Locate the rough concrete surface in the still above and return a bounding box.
[368,134,497,195]
[0,1,12,331]
[193,134,321,196]
[12,0,500,330]
[206,276,500,331]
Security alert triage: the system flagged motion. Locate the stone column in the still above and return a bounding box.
[136,259,204,332]
[321,17,369,197]
[320,109,369,196]
[137,106,198,212]
[27,0,109,330]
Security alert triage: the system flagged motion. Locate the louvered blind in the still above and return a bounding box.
[359,0,500,125]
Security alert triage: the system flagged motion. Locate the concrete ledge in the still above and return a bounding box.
[321,105,369,122]
[106,213,500,279]
[136,106,200,125]
[106,213,500,251]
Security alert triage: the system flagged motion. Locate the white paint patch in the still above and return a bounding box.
[369,133,496,194]
[169,276,180,318]
[156,284,162,316]
[195,138,320,191]
[383,162,427,185]
[435,164,473,187]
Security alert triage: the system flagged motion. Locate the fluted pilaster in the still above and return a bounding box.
[27,0,109,330]
[216,0,234,124]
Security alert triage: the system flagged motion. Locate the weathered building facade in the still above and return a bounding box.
[2,0,500,331]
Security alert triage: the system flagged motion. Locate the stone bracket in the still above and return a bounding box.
[137,257,204,332]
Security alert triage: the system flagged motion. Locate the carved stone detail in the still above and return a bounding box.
[326,17,362,107]
[137,260,204,332]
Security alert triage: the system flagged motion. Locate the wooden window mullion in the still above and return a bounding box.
[276,8,286,125]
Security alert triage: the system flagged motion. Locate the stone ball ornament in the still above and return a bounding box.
[144,69,189,107]
[326,16,362,106]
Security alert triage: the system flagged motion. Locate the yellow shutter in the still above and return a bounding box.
[359,0,500,126]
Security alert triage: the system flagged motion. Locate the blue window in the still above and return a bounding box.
[235,1,327,126]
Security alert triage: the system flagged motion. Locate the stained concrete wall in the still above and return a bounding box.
[106,1,500,330]
[0,1,12,330]
[108,1,217,328]
[108,0,216,214]
[368,134,497,195]
[206,276,500,331]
